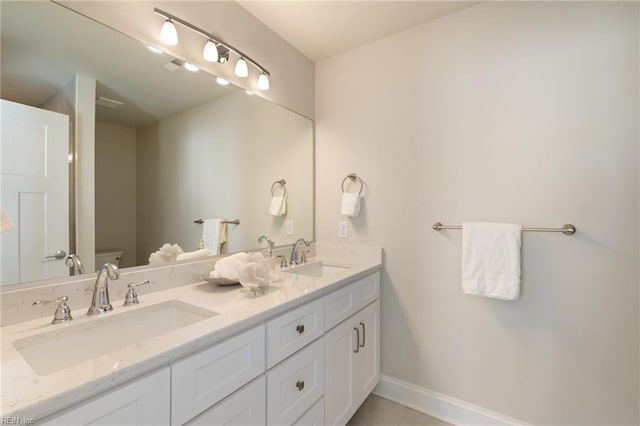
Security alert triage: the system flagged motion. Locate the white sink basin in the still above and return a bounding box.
[285,261,351,278]
[14,300,217,376]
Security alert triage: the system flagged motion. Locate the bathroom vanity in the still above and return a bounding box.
[0,244,381,425]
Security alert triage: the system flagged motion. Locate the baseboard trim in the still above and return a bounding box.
[373,375,532,426]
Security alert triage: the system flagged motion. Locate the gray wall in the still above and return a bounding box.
[316,2,639,424]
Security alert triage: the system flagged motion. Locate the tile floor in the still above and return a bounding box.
[346,394,451,426]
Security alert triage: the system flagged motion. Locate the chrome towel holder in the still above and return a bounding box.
[194,219,240,225]
[271,179,287,197]
[341,173,363,194]
[432,222,576,235]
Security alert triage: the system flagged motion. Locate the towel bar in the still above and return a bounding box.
[194,219,240,225]
[432,222,576,235]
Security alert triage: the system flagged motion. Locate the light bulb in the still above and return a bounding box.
[216,77,229,86]
[257,73,270,91]
[184,63,199,72]
[203,40,219,62]
[235,57,249,78]
[160,19,178,45]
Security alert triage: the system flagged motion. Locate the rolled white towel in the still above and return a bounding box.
[176,248,213,261]
[238,256,272,289]
[209,252,249,283]
[148,243,184,264]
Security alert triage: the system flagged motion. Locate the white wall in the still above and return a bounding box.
[316,2,639,424]
[95,121,137,268]
[136,91,313,262]
[61,1,315,119]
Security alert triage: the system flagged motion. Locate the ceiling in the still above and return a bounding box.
[237,1,480,62]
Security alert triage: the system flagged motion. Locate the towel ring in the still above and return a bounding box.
[271,179,287,197]
[341,173,363,195]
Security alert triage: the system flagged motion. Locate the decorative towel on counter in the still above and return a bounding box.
[176,248,213,262]
[462,222,522,300]
[341,192,361,217]
[202,219,227,255]
[237,254,272,289]
[269,194,287,216]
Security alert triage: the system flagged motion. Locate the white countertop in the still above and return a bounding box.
[0,254,381,421]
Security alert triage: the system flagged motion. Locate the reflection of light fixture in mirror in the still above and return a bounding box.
[257,73,270,91]
[154,8,271,90]
[245,90,253,96]
[216,77,229,86]
[235,58,248,78]
[147,45,163,54]
[160,19,178,45]
[203,40,219,62]
[184,63,199,72]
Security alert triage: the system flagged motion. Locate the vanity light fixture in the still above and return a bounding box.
[184,62,199,72]
[160,19,178,45]
[203,40,219,62]
[216,77,229,86]
[154,8,271,90]
[234,57,248,78]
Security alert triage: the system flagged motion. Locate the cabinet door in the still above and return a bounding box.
[293,397,324,426]
[185,376,265,426]
[324,316,358,426]
[42,368,170,426]
[354,300,380,406]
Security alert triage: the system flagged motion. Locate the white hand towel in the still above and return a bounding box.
[269,194,287,216]
[341,192,361,217]
[203,219,227,255]
[462,222,522,300]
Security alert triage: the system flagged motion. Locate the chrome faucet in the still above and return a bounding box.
[88,263,120,315]
[65,254,85,275]
[289,238,310,266]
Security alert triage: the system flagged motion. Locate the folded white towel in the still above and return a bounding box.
[203,219,227,255]
[148,243,184,264]
[269,194,287,216]
[238,255,272,289]
[176,248,213,261]
[462,222,522,300]
[341,192,361,217]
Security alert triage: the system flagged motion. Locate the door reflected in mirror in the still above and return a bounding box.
[0,1,314,287]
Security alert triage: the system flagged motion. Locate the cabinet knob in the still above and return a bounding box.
[296,380,305,391]
[296,324,305,334]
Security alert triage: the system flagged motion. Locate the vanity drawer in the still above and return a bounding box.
[266,337,325,425]
[325,272,379,331]
[171,324,265,425]
[185,376,265,426]
[293,397,324,426]
[266,298,324,368]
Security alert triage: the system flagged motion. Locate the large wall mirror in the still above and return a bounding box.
[0,1,314,287]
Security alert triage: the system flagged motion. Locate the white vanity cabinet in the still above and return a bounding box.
[324,295,380,426]
[42,368,170,426]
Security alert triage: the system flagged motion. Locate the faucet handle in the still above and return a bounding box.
[300,250,308,264]
[33,296,73,324]
[278,255,288,268]
[124,280,152,306]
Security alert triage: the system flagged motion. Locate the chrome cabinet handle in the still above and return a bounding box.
[353,327,360,353]
[45,250,66,260]
[296,380,305,391]
[296,324,305,334]
[359,322,365,348]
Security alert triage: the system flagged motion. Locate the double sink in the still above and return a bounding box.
[14,261,351,377]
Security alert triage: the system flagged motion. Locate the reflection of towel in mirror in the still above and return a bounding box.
[269,195,287,216]
[148,243,184,264]
[176,248,213,261]
[203,219,227,255]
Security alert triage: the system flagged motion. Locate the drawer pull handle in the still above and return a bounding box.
[296,380,305,391]
[359,322,366,348]
[353,327,360,353]
[296,324,305,334]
